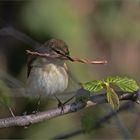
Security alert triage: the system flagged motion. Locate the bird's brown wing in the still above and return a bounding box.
[27,55,37,77]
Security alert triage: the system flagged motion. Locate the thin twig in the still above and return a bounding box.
[72,57,107,64]
[26,50,107,65]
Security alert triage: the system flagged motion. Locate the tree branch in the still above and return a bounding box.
[0,89,139,128]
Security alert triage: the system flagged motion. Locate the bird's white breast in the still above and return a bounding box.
[26,61,68,97]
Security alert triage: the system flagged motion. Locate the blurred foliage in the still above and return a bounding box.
[23,113,83,139]
[92,0,140,41]
[0,0,140,139]
[81,108,101,133]
[21,0,89,43]
[0,80,14,107]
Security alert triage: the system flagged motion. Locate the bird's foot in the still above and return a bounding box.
[54,95,65,113]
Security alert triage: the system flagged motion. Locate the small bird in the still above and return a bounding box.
[26,39,70,99]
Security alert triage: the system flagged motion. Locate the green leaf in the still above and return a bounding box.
[106,86,120,110]
[83,80,104,92]
[106,76,139,92]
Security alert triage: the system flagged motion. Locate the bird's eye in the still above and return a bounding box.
[65,51,69,56]
[54,49,61,54]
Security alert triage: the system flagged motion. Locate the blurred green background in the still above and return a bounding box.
[0,0,140,139]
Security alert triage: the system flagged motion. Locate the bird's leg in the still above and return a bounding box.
[37,94,41,111]
[54,94,75,113]
[54,94,63,107]
[54,94,66,113]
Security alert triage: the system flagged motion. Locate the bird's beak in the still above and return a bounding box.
[65,55,74,62]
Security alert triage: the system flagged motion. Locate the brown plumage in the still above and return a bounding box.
[27,39,70,77]
[26,39,70,96]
